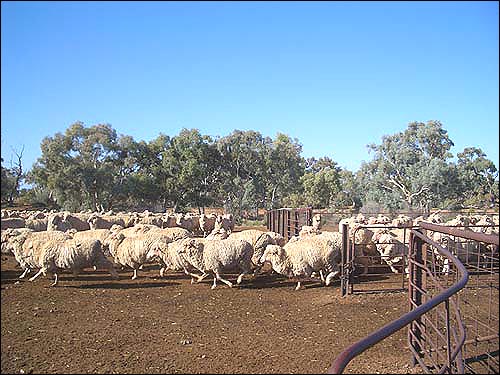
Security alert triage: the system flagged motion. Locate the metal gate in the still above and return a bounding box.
[329,221,499,374]
[266,207,312,241]
[340,224,417,296]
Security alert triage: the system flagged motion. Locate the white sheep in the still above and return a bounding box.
[259,234,342,291]
[371,228,408,274]
[105,231,172,280]
[228,229,282,274]
[28,238,118,286]
[177,237,254,289]
[5,229,74,279]
[146,238,206,283]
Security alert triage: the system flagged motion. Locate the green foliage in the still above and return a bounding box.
[21,120,499,213]
[301,157,341,208]
[360,121,456,210]
[1,158,17,204]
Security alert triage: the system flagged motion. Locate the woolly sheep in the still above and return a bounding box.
[371,228,408,274]
[47,212,90,232]
[213,214,235,234]
[28,238,118,286]
[105,231,172,280]
[5,229,73,279]
[24,217,48,232]
[177,237,254,289]
[68,229,114,256]
[87,214,126,230]
[146,238,206,283]
[228,229,281,269]
[260,234,342,291]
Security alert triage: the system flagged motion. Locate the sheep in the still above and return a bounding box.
[228,229,282,274]
[24,217,48,232]
[371,228,408,274]
[68,228,114,256]
[298,214,322,237]
[5,229,73,279]
[199,213,217,237]
[1,228,32,254]
[391,214,413,228]
[259,234,342,291]
[205,227,230,240]
[47,212,90,232]
[105,231,172,280]
[146,238,206,283]
[266,231,287,247]
[177,237,254,289]
[443,214,470,228]
[213,214,235,234]
[87,213,126,230]
[27,238,118,286]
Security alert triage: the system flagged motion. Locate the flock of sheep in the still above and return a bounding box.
[334,211,499,276]
[1,209,498,290]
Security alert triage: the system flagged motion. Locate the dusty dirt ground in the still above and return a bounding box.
[1,228,418,374]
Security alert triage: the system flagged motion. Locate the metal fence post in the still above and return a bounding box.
[341,223,349,297]
[409,230,424,367]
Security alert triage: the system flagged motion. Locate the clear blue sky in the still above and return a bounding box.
[2,1,499,173]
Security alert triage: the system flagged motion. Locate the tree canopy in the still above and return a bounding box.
[4,119,496,217]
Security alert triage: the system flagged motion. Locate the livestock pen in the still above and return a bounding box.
[329,221,499,374]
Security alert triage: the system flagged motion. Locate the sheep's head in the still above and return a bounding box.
[372,228,390,243]
[206,227,229,240]
[146,243,165,262]
[105,232,125,251]
[259,244,283,264]
[110,224,124,233]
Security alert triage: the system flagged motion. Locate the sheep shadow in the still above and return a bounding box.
[238,274,328,290]
[64,280,180,289]
[0,269,24,286]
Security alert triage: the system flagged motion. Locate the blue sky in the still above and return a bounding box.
[1,1,499,173]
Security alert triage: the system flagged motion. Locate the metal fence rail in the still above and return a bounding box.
[266,207,312,241]
[329,222,499,374]
[342,224,416,295]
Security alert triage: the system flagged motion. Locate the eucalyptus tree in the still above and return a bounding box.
[28,122,135,211]
[263,133,305,209]
[300,157,341,208]
[360,120,455,210]
[456,147,499,208]
[1,157,17,204]
[160,128,220,212]
[216,130,270,218]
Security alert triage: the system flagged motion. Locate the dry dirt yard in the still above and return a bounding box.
[1,232,416,374]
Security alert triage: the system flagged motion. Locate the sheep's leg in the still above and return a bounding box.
[325,270,340,286]
[19,268,31,279]
[159,267,166,278]
[442,258,450,275]
[294,279,303,291]
[236,271,249,285]
[319,270,325,283]
[29,268,46,282]
[131,268,138,280]
[196,272,208,283]
[213,271,233,289]
[51,272,59,287]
